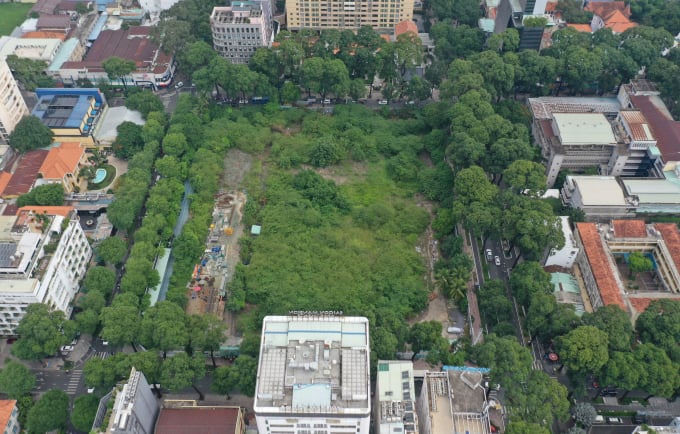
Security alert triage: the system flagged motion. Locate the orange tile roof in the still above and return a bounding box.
[603,9,637,33]
[567,23,592,32]
[0,400,16,431]
[17,205,74,217]
[0,172,12,197]
[395,20,418,37]
[620,110,654,141]
[545,1,558,12]
[39,142,84,180]
[585,1,631,18]
[576,222,626,309]
[612,220,648,238]
[655,223,680,273]
[21,31,67,40]
[629,298,653,315]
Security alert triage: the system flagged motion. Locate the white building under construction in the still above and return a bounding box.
[253,314,371,434]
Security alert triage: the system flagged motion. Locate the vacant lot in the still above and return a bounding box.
[0,3,31,36]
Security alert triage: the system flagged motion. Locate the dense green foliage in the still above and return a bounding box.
[26,389,69,434]
[5,55,54,90]
[16,183,64,207]
[12,304,75,360]
[71,395,100,432]
[8,115,54,153]
[0,360,35,398]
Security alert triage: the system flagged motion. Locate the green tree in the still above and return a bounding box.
[75,309,100,336]
[160,352,206,398]
[8,115,54,153]
[280,81,301,104]
[162,132,189,157]
[26,389,69,434]
[71,394,100,432]
[561,47,603,93]
[212,365,237,399]
[4,55,54,91]
[582,305,633,352]
[636,299,680,361]
[231,355,258,396]
[506,422,551,434]
[503,160,547,196]
[556,326,609,374]
[470,334,533,388]
[478,279,514,328]
[600,351,644,397]
[0,360,36,398]
[12,304,74,360]
[100,294,140,348]
[183,40,217,71]
[16,184,64,207]
[125,91,164,118]
[102,56,136,88]
[509,370,570,424]
[139,301,188,358]
[187,314,226,367]
[503,196,564,260]
[83,266,116,296]
[453,166,498,206]
[114,121,144,159]
[509,261,552,309]
[97,236,127,266]
[628,251,654,277]
[634,343,680,398]
[572,402,597,428]
[408,321,444,360]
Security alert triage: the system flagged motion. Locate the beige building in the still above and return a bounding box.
[286,0,413,30]
[0,60,29,145]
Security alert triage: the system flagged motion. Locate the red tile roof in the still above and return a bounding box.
[21,31,68,40]
[0,400,16,431]
[629,297,653,315]
[585,1,631,18]
[1,150,49,198]
[619,110,654,141]
[602,9,637,33]
[395,20,418,37]
[630,95,680,161]
[576,222,626,309]
[39,142,84,180]
[612,220,648,238]
[155,407,242,434]
[61,27,171,73]
[17,206,74,217]
[655,223,680,274]
[567,23,592,33]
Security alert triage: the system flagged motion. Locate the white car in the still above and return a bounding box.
[174,81,184,89]
[323,98,331,104]
[87,387,95,394]
[60,345,74,352]
[494,256,501,266]
[378,100,389,105]
[486,249,493,261]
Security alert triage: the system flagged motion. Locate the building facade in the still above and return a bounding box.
[0,60,29,145]
[211,2,273,65]
[99,367,158,434]
[254,315,371,434]
[0,208,91,335]
[286,0,413,31]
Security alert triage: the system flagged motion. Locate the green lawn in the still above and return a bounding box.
[0,3,32,36]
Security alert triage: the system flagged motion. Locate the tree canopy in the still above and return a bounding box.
[0,360,36,398]
[9,116,54,153]
[27,389,69,434]
[16,184,64,207]
[12,304,74,360]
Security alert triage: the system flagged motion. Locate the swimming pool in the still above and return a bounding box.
[93,168,106,184]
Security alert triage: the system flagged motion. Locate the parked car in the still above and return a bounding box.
[593,416,605,424]
[174,81,184,89]
[322,98,331,104]
[60,345,74,352]
[378,100,389,105]
[494,256,501,266]
[607,417,623,424]
[486,249,493,261]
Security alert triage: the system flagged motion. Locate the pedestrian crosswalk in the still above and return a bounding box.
[67,370,82,395]
[93,351,110,360]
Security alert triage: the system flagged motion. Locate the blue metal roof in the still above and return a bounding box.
[48,38,80,71]
[88,12,108,41]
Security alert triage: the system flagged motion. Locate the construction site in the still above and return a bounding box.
[185,191,247,320]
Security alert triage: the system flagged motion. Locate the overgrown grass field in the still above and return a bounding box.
[0,3,32,36]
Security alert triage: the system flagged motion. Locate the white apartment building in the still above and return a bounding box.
[544,216,579,269]
[0,209,91,335]
[211,2,273,65]
[286,0,413,30]
[254,315,371,434]
[0,60,29,145]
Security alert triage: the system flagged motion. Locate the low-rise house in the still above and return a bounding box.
[155,402,246,434]
[37,142,87,193]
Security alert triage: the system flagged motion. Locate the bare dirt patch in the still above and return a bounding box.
[222,149,253,190]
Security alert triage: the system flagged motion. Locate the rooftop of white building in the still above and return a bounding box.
[569,176,628,206]
[553,113,617,145]
[254,315,370,414]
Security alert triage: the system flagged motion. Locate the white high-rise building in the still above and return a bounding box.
[0,208,91,335]
[0,60,29,145]
[254,315,371,434]
[210,2,273,65]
